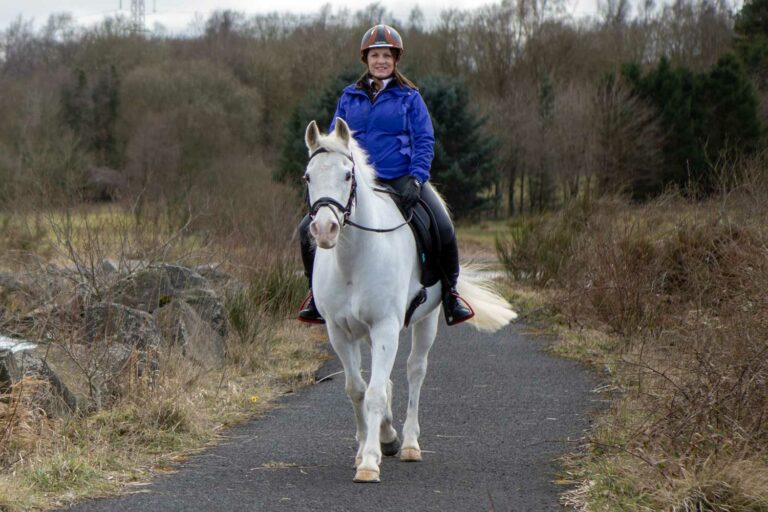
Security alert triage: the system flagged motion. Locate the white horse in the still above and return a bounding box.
[304,118,517,483]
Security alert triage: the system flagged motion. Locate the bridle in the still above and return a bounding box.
[306,147,412,233]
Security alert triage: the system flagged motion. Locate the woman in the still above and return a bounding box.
[298,24,473,327]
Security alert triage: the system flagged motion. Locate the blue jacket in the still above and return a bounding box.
[329,82,434,184]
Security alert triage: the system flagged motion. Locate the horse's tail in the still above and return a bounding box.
[456,265,518,333]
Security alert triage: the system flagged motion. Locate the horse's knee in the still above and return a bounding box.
[346,381,365,404]
[407,360,427,380]
[364,386,388,414]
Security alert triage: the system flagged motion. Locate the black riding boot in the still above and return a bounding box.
[297,215,324,324]
[298,292,324,324]
[440,236,475,326]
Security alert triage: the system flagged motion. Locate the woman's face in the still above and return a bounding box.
[367,48,396,80]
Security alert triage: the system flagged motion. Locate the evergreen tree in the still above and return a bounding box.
[60,65,121,168]
[735,0,768,40]
[623,55,762,194]
[61,69,89,135]
[91,65,121,167]
[275,68,359,189]
[624,58,700,190]
[530,74,556,212]
[698,54,762,159]
[419,75,499,218]
[735,0,768,100]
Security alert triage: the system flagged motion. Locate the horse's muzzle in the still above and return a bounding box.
[309,215,340,249]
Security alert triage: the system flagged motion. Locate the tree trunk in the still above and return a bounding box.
[507,168,516,216]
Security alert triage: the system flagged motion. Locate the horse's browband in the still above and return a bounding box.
[309,147,353,162]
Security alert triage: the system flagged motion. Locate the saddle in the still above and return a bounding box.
[371,181,442,326]
[405,200,441,288]
[374,181,441,288]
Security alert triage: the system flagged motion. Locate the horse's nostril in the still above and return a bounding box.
[309,222,320,238]
[329,223,339,235]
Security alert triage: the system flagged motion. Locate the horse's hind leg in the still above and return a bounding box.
[401,308,439,462]
[327,326,367,469]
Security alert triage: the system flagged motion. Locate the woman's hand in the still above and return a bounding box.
[400,178,422,211]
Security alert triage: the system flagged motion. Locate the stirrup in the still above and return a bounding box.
[297,292,325,324]
[443,290,475,326]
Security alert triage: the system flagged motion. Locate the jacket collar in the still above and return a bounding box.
[344,81,411,98]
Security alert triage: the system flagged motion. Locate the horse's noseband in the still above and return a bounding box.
[307,147,357,226]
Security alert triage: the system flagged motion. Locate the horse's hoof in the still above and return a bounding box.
[400,447,422,462]
[380,437,401,457]
[353,468,380,483]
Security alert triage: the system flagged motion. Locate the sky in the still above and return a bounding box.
[0,0,600,34]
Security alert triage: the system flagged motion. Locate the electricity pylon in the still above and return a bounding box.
[130,0,145,33]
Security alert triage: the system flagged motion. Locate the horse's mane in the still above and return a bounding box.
[316,131,377,188]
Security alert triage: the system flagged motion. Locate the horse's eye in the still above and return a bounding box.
[345,172,352,181]
[303,173,310,183]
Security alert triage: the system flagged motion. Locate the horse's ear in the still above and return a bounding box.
[334,118,351,147]
[305,120,321,154]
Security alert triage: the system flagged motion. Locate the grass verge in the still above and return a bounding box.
[495,181,768,511]
[0,201,329,511]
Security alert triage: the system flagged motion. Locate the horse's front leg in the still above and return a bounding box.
[401,308,439,462]
[326,325,367,468]
[354,319,400,483]
[379,378,401,457]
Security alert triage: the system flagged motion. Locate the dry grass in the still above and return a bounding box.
[0,379,55,467]
[498,156,768,511]
[0,308,326,512]
[0,173,330,510]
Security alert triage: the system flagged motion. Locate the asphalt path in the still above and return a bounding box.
[64,322,596,512]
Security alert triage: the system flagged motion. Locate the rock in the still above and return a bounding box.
[88,343,159,408]
[0,337,77,417]
[81,303,162,406]
[179,287,228,337]
[154,300,225,368]
[14,351,78,416]
[0,348,20,394]
[106,264,228,337]
[0,336,38,354]
[107,264,209,313]
[194,264,231,286]
[85,302,162,349]
[101,259,118,274]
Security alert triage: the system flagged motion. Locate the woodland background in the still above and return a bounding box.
[2,1,768,510]
[2,0,766,221]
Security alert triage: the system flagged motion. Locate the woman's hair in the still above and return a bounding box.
[359,48,418,89]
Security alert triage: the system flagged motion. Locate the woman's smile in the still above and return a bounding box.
[367,48,395,80]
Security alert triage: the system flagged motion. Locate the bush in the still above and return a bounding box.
[502,171,768,509]
[495,197,593,286]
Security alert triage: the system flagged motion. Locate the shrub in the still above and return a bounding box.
[502,178,768,508]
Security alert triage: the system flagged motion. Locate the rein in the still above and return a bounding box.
[307,147,413,233]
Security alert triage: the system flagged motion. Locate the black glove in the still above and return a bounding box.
[400,177,422,211]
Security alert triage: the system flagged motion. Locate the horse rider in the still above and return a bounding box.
[298,23,474,327]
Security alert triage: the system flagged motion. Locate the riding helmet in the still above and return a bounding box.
[360,24,404,56]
